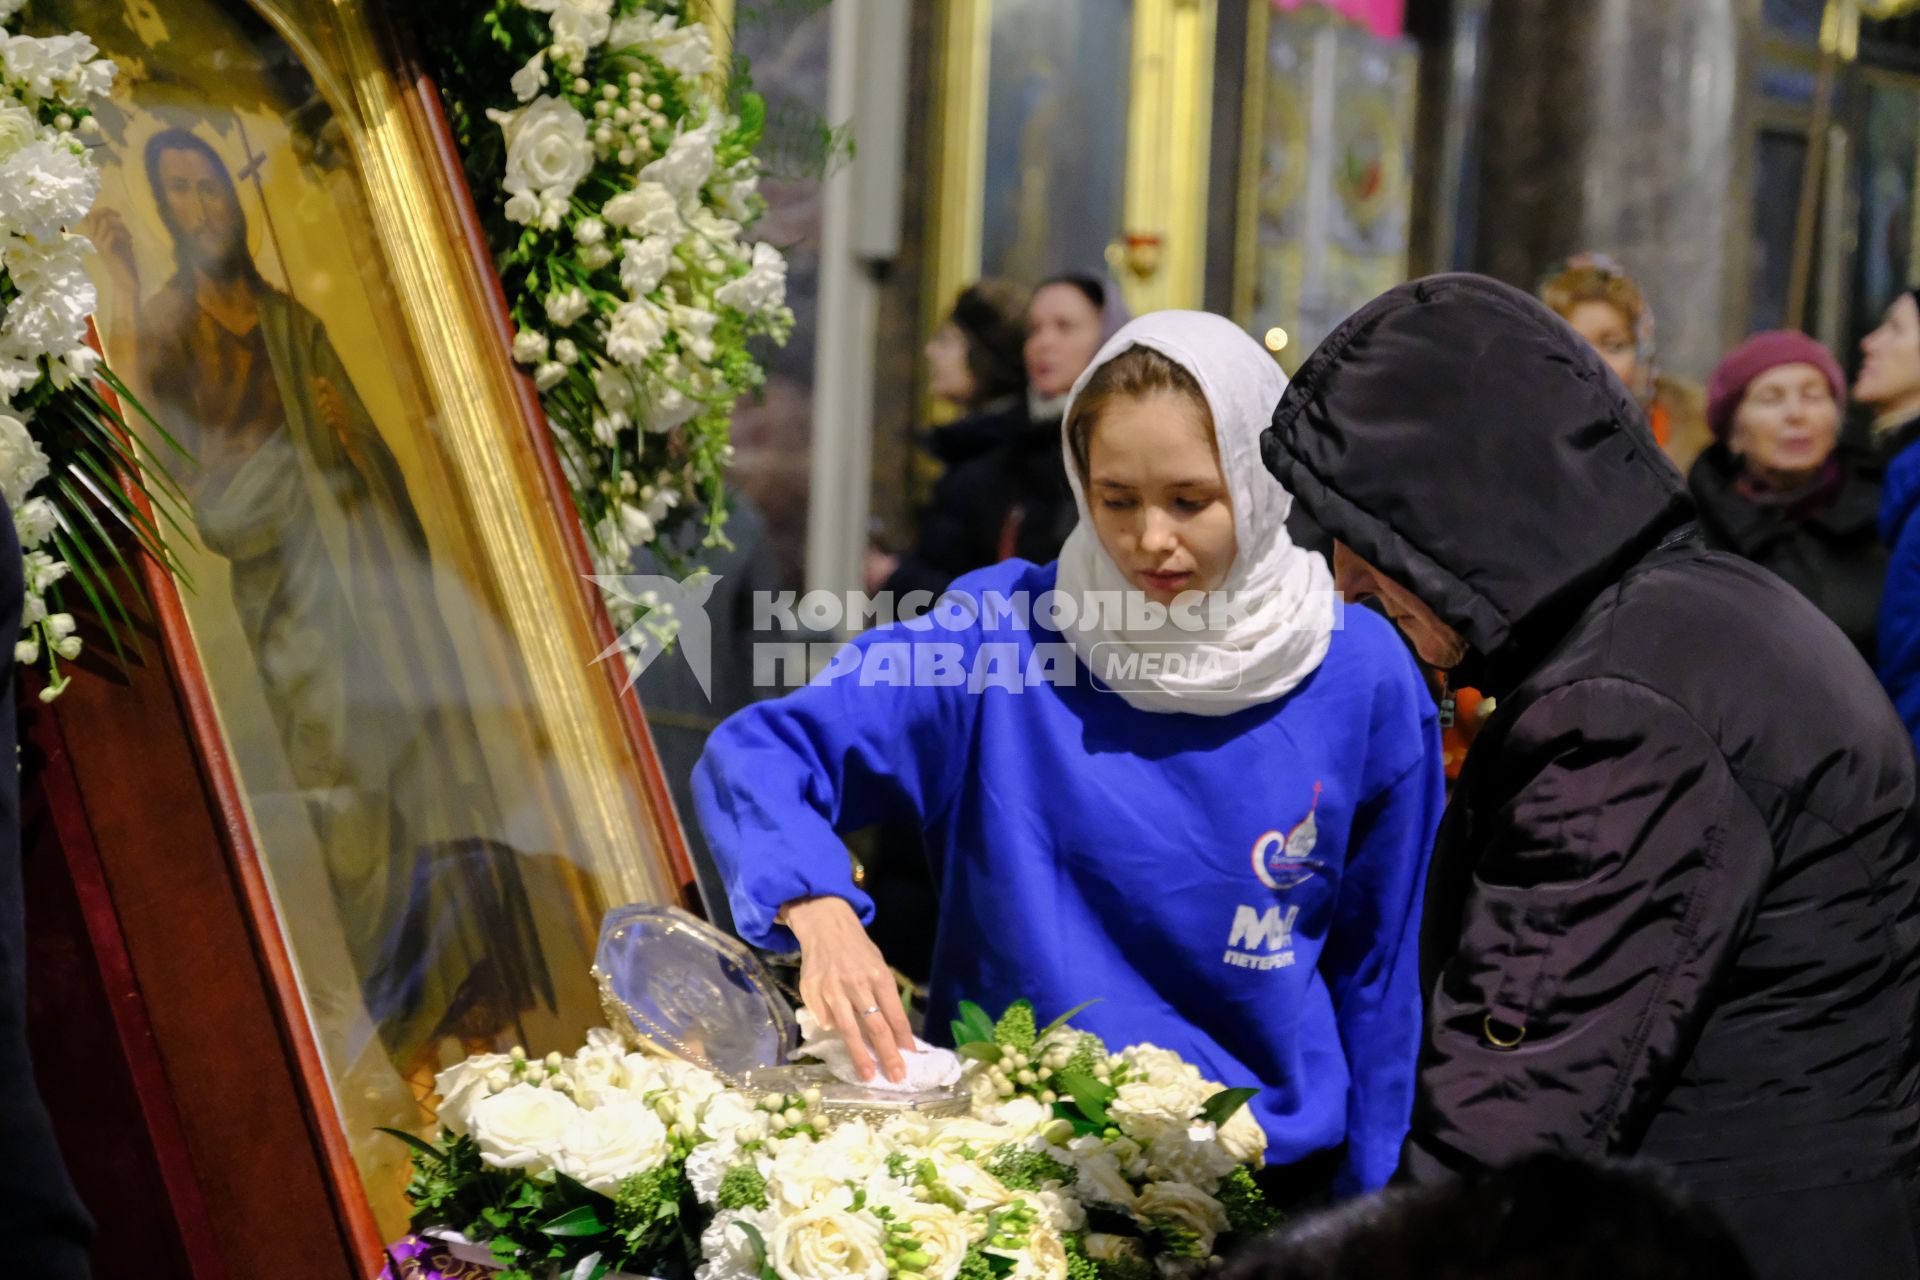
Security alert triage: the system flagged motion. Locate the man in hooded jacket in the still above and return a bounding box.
[1263,274,1920,1279]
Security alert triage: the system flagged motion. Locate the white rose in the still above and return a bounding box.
[0,410,50,509]
[575,216,607,246]
[431,1051,516,1133]
[1009,1223,1069,1280]
[534,360,567,390]
[561,1026,629,1097]
[978,1096,1051,1139]
[620,234,674,298]
[932,1157,1015,1213]
[1218,1106,1267,1167]
[510,50,548,102]
[469,1082,579,1175]
[580,241,615,271]
[552,1098,669,1192]
[700,1090,763,1147]
[492,96,591,203]
[919,1117,1014,1162]
[770,1202,890,1280]
[891,1203,971,1280]
[1111,1046,1214,1141]
[714,241,788,316]
[765,1123,886,1213]
[1133,1182,1228,1258]
[603,181,681,235]
[607,298,669,366]
[545,286,590,328]
[526,0,613,51]
[638,117,717,203]
[699,1207,779,1280]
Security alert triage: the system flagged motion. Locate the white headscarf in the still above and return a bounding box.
[1054,311,1335,716]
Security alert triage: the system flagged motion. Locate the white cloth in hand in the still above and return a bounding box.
[794,1008,962,1093]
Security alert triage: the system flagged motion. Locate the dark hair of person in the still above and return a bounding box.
[1036,271,1107,314]
[1063,344,1214,481]
[143,127,262,287]
[948,278,1029,410]
[1208,1153,1756,1280]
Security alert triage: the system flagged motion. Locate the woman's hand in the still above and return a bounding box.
[783,895,912,1083]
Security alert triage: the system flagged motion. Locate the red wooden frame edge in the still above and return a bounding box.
[25,686,235,1280]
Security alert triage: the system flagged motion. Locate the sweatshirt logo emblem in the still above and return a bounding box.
[1250,782,1324,891]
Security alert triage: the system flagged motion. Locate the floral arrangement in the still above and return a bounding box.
[386,1000,1280,1280]
[410,0,793,629]
[0,3,185,700]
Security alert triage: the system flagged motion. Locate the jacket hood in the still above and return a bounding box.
[1263,274,1694,690]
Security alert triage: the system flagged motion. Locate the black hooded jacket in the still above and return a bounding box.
[1265,275,1920,1279]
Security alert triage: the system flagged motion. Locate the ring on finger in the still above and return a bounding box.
[859,1004,882,1017]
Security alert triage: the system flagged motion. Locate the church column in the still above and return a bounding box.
[1470,0,1759,380]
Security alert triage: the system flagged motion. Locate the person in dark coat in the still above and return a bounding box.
[0,499,94,1277]
[1688,329,1885,658]
[1854,287,1920,752]
[1263,274,1920,1280]
[876,274,1120,599]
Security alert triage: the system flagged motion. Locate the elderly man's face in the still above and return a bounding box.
[156,147,244,277]
[1333,542,1467,669]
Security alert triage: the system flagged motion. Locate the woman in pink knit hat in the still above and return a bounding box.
[1687,330,1887,657]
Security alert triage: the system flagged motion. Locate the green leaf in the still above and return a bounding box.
[1198,1087,1260,1128]
[956,1000,997,1045]
[1038,999,1103,1039]
[376,1126,448,1164]
[1055,1069,1114,1125]
[950,1018,973,1048]
[1049,1100,1102,1138]
[539,1204,607,1237]
[569,1253,606,1280]
[732,1219,778,1280]
[956,1041,1003,1063]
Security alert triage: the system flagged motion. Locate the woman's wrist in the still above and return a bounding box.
[780,894,853,943]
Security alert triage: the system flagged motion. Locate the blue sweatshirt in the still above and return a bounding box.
[693,560,1443,1194]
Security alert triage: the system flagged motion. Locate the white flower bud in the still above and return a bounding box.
[603,84,620,100]
[647,93,664,110]
[573,77,591,94]
[80,117,99,135]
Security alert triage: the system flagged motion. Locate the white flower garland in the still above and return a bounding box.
[0,6,146,701]
[483,0,792,626]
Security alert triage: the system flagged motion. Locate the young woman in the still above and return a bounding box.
[694,312,1442,1197]
[1854,289,1920,749]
